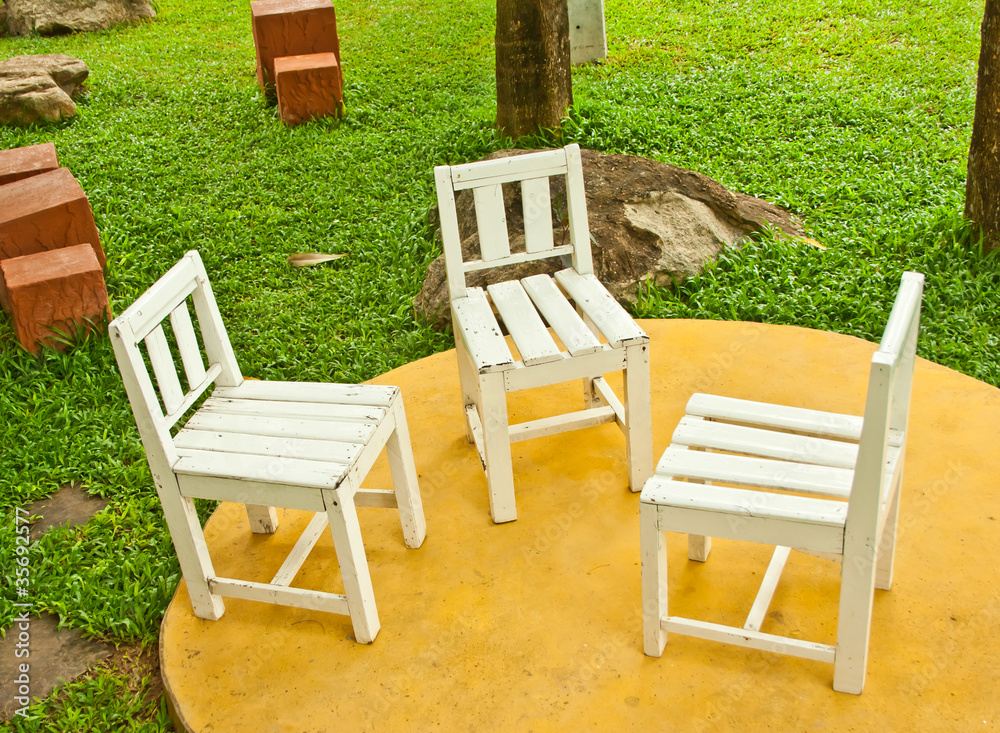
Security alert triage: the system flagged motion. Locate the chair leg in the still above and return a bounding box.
[623,342,654,493]
[641,502,668,656]
[159,488,225,620]
[480,371,516,523]
[323,488,380,644]
[455,336,478,444]
[688,534,712,562]
[687,477,712,561]
[583,377,602,408]
[580,311,602,410]
[386,395,427,549]
[876,479,902,591]
[833,535,879,694]
[245,504,279,534]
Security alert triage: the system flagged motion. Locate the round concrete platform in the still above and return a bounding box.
[162,319,1000,732]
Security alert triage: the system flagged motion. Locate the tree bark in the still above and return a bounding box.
[966,0,1000,252]
[495,0,573,139]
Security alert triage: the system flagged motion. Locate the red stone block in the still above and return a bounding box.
[0,167,106,267]
[0,244,110,354]
[250,0,342,94]
[274,53,344,126]
[0,143,59,186]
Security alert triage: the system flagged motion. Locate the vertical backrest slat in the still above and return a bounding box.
[473,184,511,261]
[146,324,184,416]
[169,301,207,388]
[564,143,593,275]
[522,177,555,254]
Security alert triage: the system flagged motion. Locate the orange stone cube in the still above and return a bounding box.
[0,244,110,354]
[0,143,59,186]
[250,0,341,94]
[0,167,106,267]
[274,53,344,126]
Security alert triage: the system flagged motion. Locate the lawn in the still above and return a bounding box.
[0,0,993,729]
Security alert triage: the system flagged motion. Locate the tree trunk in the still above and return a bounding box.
[966,0,1000,252]
[495,0,573,139]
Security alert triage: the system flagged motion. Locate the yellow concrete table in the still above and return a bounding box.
[162,319,1000,732]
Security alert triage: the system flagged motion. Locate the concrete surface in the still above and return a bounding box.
[160,319,1000,732]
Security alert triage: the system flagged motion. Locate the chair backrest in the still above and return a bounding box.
[109,251,243,470]
[434,143,594,301]
[847,271,924,538]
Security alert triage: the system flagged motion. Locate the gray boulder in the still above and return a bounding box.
[5,0,153,35]
[415,148,805,329]
[0,54,88,125]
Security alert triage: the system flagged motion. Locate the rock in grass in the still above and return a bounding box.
[415,148,805,329]
[5,0,154,35]
[0,54,88,126]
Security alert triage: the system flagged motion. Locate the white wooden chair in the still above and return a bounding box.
[434,143,653,523]
[108,251,426,644]
[640,271,924,694]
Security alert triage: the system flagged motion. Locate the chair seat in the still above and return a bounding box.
[657,394,904,504]
[173,380,397,490]
[452,268,648,374]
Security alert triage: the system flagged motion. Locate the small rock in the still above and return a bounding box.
[5,0,154,36]
[0,54,88,126]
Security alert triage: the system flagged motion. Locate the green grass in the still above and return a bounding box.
[0,0,993,728]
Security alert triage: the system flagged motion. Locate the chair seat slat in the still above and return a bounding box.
[183,411,377,444]
[175,450,351,489]
[686,393,866,442]
[656,446,853,499]
[641,477,847,528]
[486,280,562,366]
[200,397,387,423]
[452,288,515,373]
[175,428,362,465]
[554,269,647,347]
[211,380,397,407]
[520,274,602,356]
[672,416,859,470]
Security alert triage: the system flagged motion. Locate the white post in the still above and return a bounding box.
[568,0,608,66]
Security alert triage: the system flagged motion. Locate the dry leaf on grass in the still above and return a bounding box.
[287,253,348,267]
